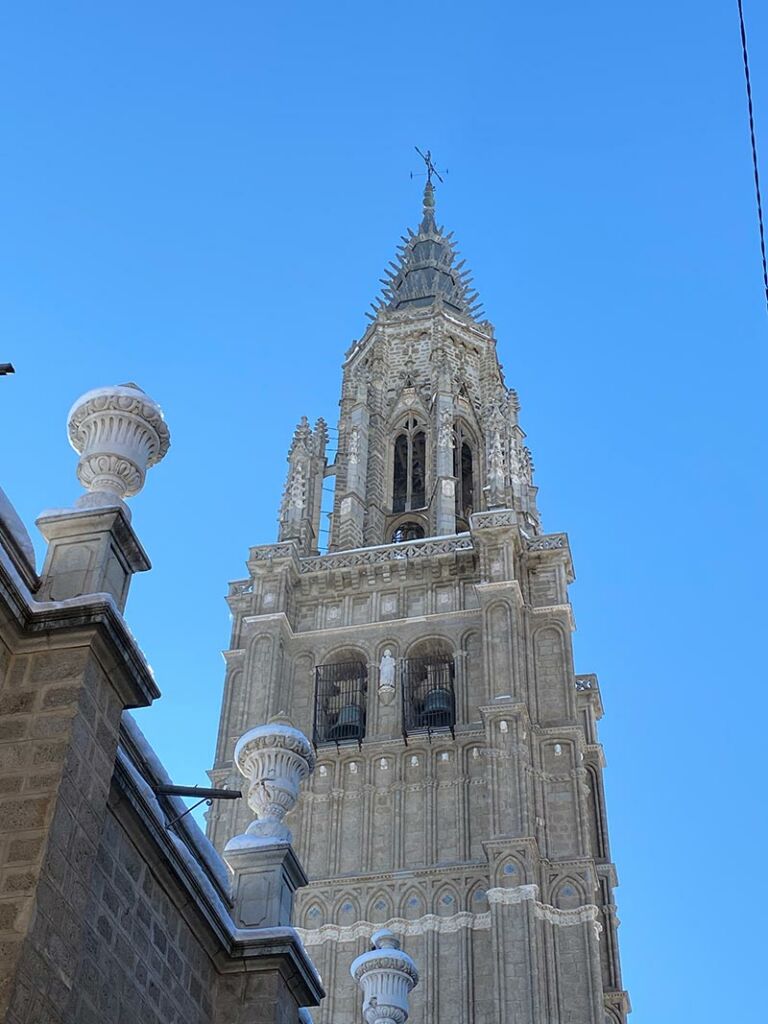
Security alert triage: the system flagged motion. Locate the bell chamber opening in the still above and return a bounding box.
[401,639,456,739]
[313,652,368,748]
[392,417,426,513]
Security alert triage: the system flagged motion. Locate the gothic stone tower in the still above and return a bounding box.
[208,182,630,1024]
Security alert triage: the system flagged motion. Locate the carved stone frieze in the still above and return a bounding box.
[299,535,474,574]
[527,533,567,551]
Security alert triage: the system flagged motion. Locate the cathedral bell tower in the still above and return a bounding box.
[208,179,630,1024]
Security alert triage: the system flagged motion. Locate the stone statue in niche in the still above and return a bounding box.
[379,649,396,691]
[378,648,397,707]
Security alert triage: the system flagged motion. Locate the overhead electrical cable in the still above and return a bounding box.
[737,0,768,312]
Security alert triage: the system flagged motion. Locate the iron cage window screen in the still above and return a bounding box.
[313,661,368,748]
[401,654,456,740]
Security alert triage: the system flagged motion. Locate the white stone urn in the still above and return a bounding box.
[225,722,315,849]
[350,930,419,1024]
[67,382,171,507]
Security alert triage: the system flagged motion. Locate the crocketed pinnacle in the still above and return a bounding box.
[368,182,484,321]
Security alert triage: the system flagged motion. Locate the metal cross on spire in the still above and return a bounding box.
[413,146,445,186]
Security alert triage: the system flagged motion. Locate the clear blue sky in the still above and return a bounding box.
[2,3,767,1020]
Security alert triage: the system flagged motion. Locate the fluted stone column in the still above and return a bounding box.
[350,930,419,1024]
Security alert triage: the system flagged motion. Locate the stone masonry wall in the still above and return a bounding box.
[67,802,216,1024]
[0,640,124,1024]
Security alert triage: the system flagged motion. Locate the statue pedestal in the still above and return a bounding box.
[224,839,308,929]
[36,505,150,611]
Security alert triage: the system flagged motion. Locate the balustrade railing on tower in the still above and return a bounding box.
[313,661,368,747]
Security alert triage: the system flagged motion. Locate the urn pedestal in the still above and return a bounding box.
[224,722,315,929]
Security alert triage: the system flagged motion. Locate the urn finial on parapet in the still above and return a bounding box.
[225,722,315,849]
[351,930,419,1024]
[67,382,170,509]
[35,382,170,609]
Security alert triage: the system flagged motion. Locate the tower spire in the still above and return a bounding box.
[368,158,484,321]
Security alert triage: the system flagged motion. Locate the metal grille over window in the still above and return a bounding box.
[401,654,456,738]
[313,661,368,747]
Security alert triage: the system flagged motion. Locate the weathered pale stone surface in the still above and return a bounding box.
[351,929,419,1024]
[209,186,630,1024]
[67,382,170,506]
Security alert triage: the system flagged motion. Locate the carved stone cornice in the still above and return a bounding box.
[530,603,576,631]
[301,860,488,890]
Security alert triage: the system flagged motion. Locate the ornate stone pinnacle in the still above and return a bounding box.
[67,382,170,507]
[351,930,419,1024]
[224,723,315,850]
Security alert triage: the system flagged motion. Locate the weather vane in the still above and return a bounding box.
[412,147,446,186]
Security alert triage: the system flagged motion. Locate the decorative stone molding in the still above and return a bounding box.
[67,383,170,505]
[225,722,315,848]
[301,912,491,944]
[299,534,473,573]
[298,884,601,946]
[488,886,601,937]
[526,533,567,551]
[350,930,419,1024]
[575,674,597,692]
[471,509,516,529]
[486,884,539,905]
[229,580,254,596]
[249,543,299,562]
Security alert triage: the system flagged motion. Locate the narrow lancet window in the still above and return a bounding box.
[453,423,475,523]
[392,418,427,513]
[393,434,409,513]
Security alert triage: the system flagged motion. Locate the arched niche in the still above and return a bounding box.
[542,738,573,771]
[290,653,315,735]
[553,877,586,910]
[486,601,514,699]
[533,624,572,724]
[466,882,489,913]
[334,895,360,926]
[401,887,426,921]
[302,901,326,928]
[495,856,525,887]
[367,891,393,925]
[460,628,483,719]
[245,634,274,724]
[434,884,460,918]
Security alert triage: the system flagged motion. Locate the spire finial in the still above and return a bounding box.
[414,146,444,187]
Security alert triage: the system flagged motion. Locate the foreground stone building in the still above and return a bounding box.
[207,180,630,1024]
[0,386,326,1024]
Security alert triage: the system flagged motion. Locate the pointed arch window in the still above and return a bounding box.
[392,417,426,513]
[453,422,475,521]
